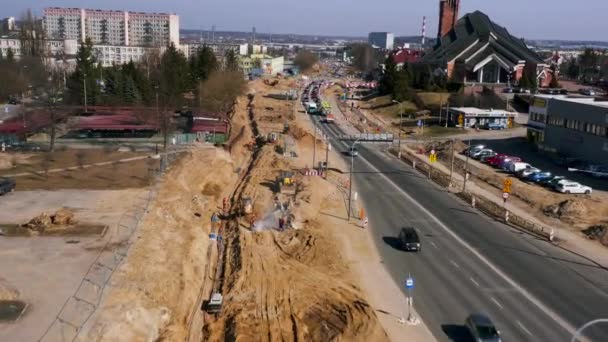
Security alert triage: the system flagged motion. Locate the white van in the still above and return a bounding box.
[508,162,533,173]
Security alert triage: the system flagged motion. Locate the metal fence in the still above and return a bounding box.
[38,151,183,342]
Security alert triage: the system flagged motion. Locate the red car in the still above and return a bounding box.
[486,154,508,167]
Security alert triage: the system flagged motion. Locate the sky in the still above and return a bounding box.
[3,0,608,41]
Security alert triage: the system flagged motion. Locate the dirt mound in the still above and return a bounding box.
[543,200,587,222]
[23,208,76,231]
[583,225,608,246]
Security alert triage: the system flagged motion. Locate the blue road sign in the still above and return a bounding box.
[211,214,220,223]
[405,277,414,289]
[417,120,422,127]
[209,233,217,241]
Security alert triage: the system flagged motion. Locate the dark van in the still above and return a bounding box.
[0,178,16,195]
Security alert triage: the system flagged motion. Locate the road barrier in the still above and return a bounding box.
[388,147,554,241]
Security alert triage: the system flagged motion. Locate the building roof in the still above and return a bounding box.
[534,95,608,108]
[392,48,423,64]
[422,11,544,69]
[451,107,517,116]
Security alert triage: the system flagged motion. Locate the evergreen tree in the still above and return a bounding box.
[392,70,410,102]
[67,38,100,107]
[122,76,140,104]
[380,55,397,96]
[190,45,218,85]
[224,49,240,72]
[159,42,190,107]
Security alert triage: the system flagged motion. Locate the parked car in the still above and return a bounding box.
[551,178,574,190]
[516,167,541,179]
[580,88,596,96]
[508,162,534,173]
[462,144,485,155]
[502,87,513,93]
[528,171,553,183]
[484,122,507,130]
[486,154,509,167]
[472,149,494,160]
[0,178,16,195]
[479,152,498,163]
[465,314,502,342]
[540,175,566,187]
[398,227,421,252]
[556,182,592,194]
[499,158,522,171]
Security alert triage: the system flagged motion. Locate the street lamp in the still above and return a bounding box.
[392,100,403,158]
[83,72,88,113]
[348,137,362,221]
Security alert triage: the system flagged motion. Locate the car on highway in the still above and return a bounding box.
[465,313,501,342]
[0,178,16,195]
[516,167,541,179]
[528,171,553,183]
[556,182,592,194]
[348,146,359,157]
[484,122,507,130]
[398,227,421,252]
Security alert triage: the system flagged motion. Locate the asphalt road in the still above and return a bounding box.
[303,86,608,341]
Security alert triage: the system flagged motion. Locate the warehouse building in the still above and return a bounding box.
[447,107,517,129]
[528,96,608,165]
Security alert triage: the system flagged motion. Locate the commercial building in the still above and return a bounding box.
[368,32,394,50]
[447,107,517,128]
[240,54,284,77]
[422,1,554,87]
[528,96,608,165]
[43,7,179,47]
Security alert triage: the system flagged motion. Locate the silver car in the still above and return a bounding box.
[465,314,501,342]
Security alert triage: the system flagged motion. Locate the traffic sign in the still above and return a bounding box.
[405,277,414,289]
[430,149,435,155]
[417,120,422,127]
[503,178,513,193]
[503,192,509,200]
[209,233,217,241]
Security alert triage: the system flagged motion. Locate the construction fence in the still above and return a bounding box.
[388,147,553,241]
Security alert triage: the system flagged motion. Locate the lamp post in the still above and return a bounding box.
[83,72,88,113]
[348,138,361,221]
[392,100,403,158]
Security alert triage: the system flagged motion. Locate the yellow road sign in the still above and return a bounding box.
[503,178,513,193]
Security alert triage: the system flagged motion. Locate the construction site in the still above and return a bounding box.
[0,75,402,341]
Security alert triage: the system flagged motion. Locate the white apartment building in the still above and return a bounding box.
[43,7,179,47]
[0,38,79,58]
[93,45,166,67]
[182,42,248,59]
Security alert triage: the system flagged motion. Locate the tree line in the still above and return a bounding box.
[560,48,608,85]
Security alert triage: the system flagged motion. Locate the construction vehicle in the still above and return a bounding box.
[277,171,296,195]
[204,293,223,314]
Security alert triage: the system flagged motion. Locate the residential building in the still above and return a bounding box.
[0,38,79,59]
[422,2,554,87]
[447,107,517,129]
[182,42,248,59]
[1,17,17,32]
[249,44,268,55]
[92,44,166,67]
[368,32,394,50]
[43,7,179,47]
[528,95,608,165]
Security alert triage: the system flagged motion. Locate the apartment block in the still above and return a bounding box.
[43,7,179,47]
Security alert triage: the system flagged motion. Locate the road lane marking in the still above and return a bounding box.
[469,277,480,287]
[449,260,461,269]
[347,142,579,337]
[517,320,534,336]
[430,241,439,249]
[490,297,503,309]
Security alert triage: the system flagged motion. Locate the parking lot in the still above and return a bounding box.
[472,137,608,193]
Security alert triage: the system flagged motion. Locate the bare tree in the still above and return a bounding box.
[41,152,53,177]
[198,70,247,114]
[75,150,86,169]
[46,68,64,152]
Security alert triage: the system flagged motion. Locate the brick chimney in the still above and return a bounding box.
[438,0,460,39]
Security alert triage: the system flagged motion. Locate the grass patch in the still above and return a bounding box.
[362,95,417,118]
[415,126,466,137]
[418,92,449,108]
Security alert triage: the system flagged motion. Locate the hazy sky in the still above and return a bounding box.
[3,0,607,41]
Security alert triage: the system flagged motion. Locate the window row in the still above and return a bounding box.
[548,116,608,137]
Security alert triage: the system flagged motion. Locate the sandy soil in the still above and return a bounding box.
[80,148,238,341]
[203,79,388,341]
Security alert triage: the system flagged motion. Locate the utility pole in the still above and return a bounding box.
[449,139,455,187]
[83,72,88,113]
[348,139,360,221]
[393,100,403,158]
[445,101,450,128]
[463,139,471,192]
[312,127,317,169]
[324,139,330,179]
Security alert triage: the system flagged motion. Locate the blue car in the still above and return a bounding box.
[528,172,553,183]
[485,122,507,130]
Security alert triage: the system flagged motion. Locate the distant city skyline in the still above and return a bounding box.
[3,0,608,41]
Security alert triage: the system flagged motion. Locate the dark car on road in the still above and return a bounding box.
[0,178,16,195]
[398,227,421,252]
[465,313,501,342]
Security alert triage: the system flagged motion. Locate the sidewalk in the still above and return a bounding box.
[400,144,608,269]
